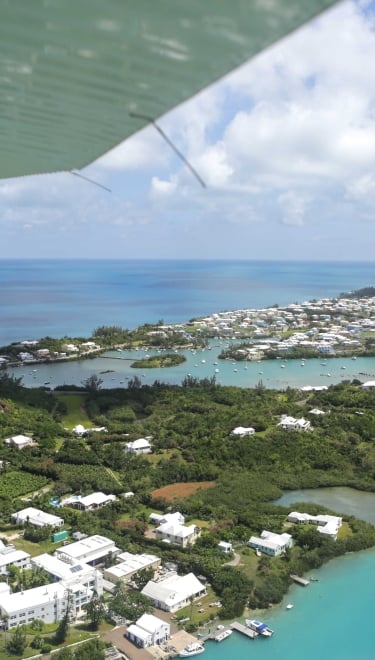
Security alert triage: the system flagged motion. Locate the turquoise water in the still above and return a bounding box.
[10,346,375,390]
[202,549,375,659]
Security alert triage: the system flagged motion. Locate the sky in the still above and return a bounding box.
[2,0,375,261]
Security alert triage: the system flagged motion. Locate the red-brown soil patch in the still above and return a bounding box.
[151,481,215,502]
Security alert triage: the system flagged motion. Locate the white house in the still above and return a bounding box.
[11,507,64,528]
[218,541,233,554]
[104,552,160,584]
[125,438,152,454]
[287,511,342,540]
[230,426,255,437]
[54,535,120,566]
[61,492,116,511]
[0,579,94,628]
[0,542,31,575]
[278,415,311,431]
[4,434,35,449]
[142,572,206,612]
[155,522,200,548]
[32,553,103,595]
[149,512,185,525]
[126,613,170,648]
[248,530,293,557]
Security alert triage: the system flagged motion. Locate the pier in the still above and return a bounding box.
[230,621,258,639]
[290,574,310,586]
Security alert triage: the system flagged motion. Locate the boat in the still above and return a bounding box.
[215,629,233,642]
[286,603,294,610]
[179,642,205,657]
[246,619,274,637]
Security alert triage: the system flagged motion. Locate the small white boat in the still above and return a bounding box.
[215,629,233,642]
[179,642,205,657]
[286,603,294,610]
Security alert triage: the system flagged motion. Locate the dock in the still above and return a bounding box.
[230,621,258,639]
[290,574,310,586]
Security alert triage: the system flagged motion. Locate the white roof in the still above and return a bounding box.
[127,623,150,641]
[80,492,116,507]
[13,507,63,527]
[231,426,255,436]
[5,434,32,445]
[55,535,117,561]
[156,522,196,538]
[32,553,94,581]
[0,582,67,615]
[142,572,205,608]
[0,548,30,568]
[127,438,151,449]
[136,613,168,633]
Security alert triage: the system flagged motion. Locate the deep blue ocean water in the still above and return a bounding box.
[3,258,375,657]
[1,258,375,345]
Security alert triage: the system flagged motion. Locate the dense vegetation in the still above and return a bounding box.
[130,353,186,368]
[1,371,375,618]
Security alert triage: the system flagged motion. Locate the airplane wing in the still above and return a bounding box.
[0,0,338,179]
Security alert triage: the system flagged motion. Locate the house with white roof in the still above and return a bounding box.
[141,572,206,612]
[278,415,311,432]
[32,553,103,595]
[126,613,170,648]
[149,512,185,525]
[11,507,64,528]
[230,426,255,437]
[248,530,293,557]
[125,438,152,454]
[104,552,160,584]
[287,511,342,540]
[54,535,120,566]
[0,542,30,575]
[0,577,95,628]
[155,521,200,548]
[61,492,116,511]
[4,434,35,449]
[218,541,233,554]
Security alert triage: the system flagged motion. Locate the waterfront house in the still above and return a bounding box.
[141,572,206,612]
[248,530,293,557]
[287,511,342,540]
[126,613,170,648]
[11,507,64,528]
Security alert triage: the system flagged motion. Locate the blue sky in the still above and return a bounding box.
[2,0,375,260]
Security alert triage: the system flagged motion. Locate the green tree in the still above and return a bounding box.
[6,625,27,655]
[84,590,105,630]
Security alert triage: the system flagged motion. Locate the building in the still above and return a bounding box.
[218,541,233,554]
[61,492,116,511]
[0,542,31,575]
[4,434,35,449]
[32,553,103,595]
[104,552,160,585]
[287,511,342,540]
[149,512,185,525]
[54,535,120,566]
[155,522,200,548]
[278,415,311,431]
[125,438,152,454]
[230,426,255,437]
[142,572,206,612]
[0,579,95,628]
[11,507,64,528]
[248,530,293,557]
[126,613,170,648]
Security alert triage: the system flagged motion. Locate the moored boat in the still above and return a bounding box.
[246,619,274,637]
[215,629,233,642]
[179,642,205,657]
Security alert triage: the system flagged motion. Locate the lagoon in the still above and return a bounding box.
[275,486,375,526]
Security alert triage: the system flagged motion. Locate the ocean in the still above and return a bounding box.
[3,258,375,657]
[1,258,375,345]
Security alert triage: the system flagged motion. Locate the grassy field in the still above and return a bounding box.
[55,393,91,428]
[176,585,222,627]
